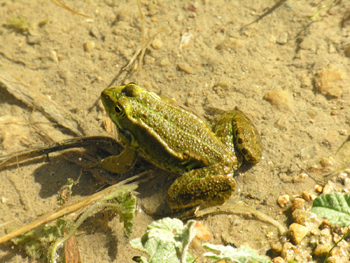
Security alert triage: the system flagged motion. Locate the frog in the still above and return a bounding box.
[96,82,262,210]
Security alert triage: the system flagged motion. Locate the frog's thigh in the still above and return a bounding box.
[167,175,236,210]
[95,146,138,174]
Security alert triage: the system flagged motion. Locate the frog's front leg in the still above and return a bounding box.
[91,145,138,174]
[166,164,236,210]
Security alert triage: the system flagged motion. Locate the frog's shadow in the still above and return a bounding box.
[32,155,97,198]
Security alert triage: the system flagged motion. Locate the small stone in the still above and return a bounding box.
[51,50,58,63]
[299,37,313,50]
[320,157,334,167]
[272,257,286,263]
[329,44,336,53]
[314,244,332,256]
[300,74,311,87]
[271,242,283,253]
[84,41,95,52]
[99,51,107,60]
[160,57,170,66]
[147,2,157,11]
[276,32,288,45]
[315,64,347,98]
[315,185,323,193]
[215,38,243,50]
[177,62,193,74]
[289,223,308,244]
[292,209,323,232]
[339,129,347,136]
[185,98,194,107]
[322,184,332,194]
[27,35,41,45]
[264,89,293,111]
[277,194,290,208]
[90,26,101,40]
[194,222,211,240]
[152,39,163,49]
[331,109,338,115]
[293,172,308,183]
[280,242,295,260]
[291,198,305,211]
[302,191,312,201]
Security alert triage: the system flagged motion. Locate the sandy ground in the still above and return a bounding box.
[0,0,350,262]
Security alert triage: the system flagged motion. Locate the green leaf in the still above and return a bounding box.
[203,244,271,263]
[112,185,138,236]
[130,218,195,263]
[311,192,350,227]
[11,218,73,262]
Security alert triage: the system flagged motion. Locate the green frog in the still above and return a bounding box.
[97,83,262,210]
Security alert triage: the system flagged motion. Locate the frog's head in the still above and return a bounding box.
[100,82,149,146]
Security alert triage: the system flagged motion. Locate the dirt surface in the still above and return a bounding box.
[0,0,350,262]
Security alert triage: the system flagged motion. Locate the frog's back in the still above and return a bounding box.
[127,92,229,172]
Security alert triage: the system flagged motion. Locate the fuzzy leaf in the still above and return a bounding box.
[311,192,350,227]
[130,218,195,263]
[203,244,271,263]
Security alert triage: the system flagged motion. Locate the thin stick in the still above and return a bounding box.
[194,203,287,235]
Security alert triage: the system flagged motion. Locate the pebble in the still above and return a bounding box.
[277,194,290,208]
[27,35,41,45]
[160,57,170,66]
[315,185,323,193]
[264,89,293,111]
[177,62,193,74]
[276,32,288,45]
[315,64,346,98]
[152,39,163,49]
[280,242,294,260]
[302,191,312,201]
[272,256,286,263]
[84,41,95,52]
[291,198,305,211]
[339,129,347,136]
[90,26,102,40]
[292,172,308,183]
[314,244,332,256]
[300,74,311,87]
[271,242,283,253]
[322,184,332,194]
[292,209,323,233]
[194,222,211,240]
[289,223,308,244]
[320,157,334,167]
[299,37,313,50]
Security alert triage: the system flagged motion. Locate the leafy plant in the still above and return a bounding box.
[311,192,350,227]
[11,218,73,262]
[131,217,272,263]
[311,192,350,263]
[203,243,272,263]
[130,218,196,263]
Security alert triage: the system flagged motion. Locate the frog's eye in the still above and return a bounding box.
[123,83,139,97]
[114,104,123,115]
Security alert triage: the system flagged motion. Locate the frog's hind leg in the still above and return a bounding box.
[166,166,236,210]
[216,108,263,164]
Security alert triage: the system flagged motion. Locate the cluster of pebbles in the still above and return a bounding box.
[272,169,350,263]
